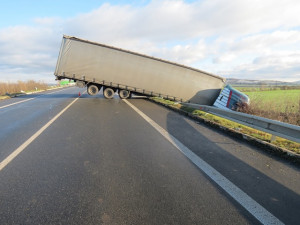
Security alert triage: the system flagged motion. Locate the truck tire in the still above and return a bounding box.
[118,89,131,99]
[87,84,99,96]
[103,87,115,99]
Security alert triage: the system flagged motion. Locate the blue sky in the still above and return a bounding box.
[0,0,300,83]
[0,1,142,27]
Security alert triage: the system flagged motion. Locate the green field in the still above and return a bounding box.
[243,89,300,113]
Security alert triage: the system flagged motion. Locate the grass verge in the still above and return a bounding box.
[0,95,10,100]
[0,83,65,101]
[151,97,300,155]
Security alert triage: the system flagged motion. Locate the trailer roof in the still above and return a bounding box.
[63,35,226,82]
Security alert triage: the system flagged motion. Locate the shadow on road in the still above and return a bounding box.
[164,109,300,224]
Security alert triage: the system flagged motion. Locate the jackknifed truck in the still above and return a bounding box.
[54,35,249,109]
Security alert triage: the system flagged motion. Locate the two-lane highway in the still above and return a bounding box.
[0,87,299,224]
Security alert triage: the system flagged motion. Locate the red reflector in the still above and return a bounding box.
[227,91,233,107]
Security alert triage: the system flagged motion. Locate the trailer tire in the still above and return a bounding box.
[103,87,115,99]
[87,84,99,96]
[118,89,131,99]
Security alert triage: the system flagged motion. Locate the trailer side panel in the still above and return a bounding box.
[55,36,225,105]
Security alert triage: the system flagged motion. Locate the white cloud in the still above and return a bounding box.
[231,31,300,54]
[211,30,300,80]
[147,40,207,65]
[0,0,300,83]
[0,25,60,82]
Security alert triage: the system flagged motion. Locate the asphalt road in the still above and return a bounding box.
[0,87,299,225]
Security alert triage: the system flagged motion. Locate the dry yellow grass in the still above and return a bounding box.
[0,80,48,96]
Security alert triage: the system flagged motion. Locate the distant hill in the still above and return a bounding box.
[291,80,300,85]
[226,78,300,86]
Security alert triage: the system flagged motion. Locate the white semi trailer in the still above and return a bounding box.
[54,35,248,108]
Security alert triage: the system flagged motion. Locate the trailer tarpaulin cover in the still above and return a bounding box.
[55,35,225,105]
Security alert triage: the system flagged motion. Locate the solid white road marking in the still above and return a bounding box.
[0,88,68,109]
[0,98,35,109]
[0,92,83,172]
[123,99,284,225]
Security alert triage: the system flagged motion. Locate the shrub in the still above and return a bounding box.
[0,80,48,95]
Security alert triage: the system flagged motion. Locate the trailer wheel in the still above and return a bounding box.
[87,84,99,96]
[119,89,131,99]
[103,87,115,99]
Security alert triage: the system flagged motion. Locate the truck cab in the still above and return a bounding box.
[213,85,250,111]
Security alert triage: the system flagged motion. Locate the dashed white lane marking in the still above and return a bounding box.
[0,88,68,109]
[0,92,83,172]
[124,99,284,225]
